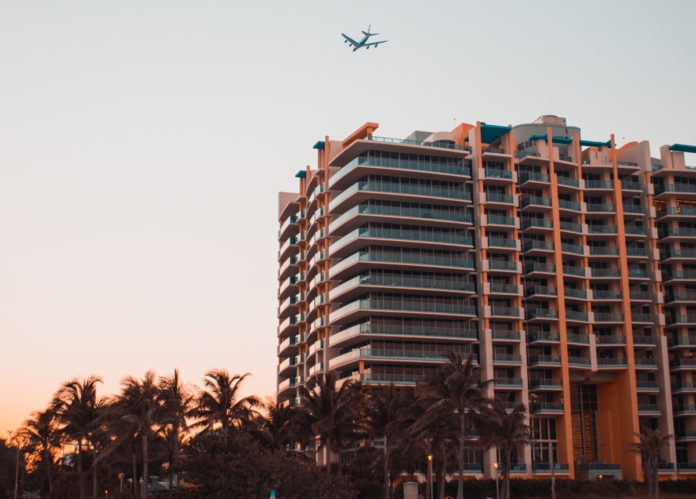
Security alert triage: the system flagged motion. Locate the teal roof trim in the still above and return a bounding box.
[528,134,573,145]
[580,139,611,148]
[295,170,307,179]
[480,123,511,144]
[670,144,696,153]
[313,141,326,150]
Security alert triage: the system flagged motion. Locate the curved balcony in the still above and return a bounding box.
[330,321,478,349]
[329,272,476,302]
[329,152,471,191]
[330,225,473,258]
[328,179,471,213]
[329,296,477,325]
[330,202,473,235]
[329,248,475,281]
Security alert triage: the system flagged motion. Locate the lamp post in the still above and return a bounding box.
[426,454,433,499]
[493,462,499,499]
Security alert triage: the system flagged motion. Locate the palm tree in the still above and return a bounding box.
[52,375,103,499]
[255,396,311,452]
[191,370,261,442]
[418,352,482,499]
[158,369,192,490]
[477,398,530,499]
[631,427,672,499]
[115,371,164,499]
[365,384,415,499]
[298,371,362,477]
[20,408,61,498]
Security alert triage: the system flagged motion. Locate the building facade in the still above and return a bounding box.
[276,115,696,481]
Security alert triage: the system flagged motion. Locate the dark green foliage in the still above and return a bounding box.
[181,431,357,499]
[342,445,384,499]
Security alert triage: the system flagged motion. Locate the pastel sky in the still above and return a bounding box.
[1,0,695,437]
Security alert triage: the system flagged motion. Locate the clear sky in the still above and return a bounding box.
[1,0,695,437]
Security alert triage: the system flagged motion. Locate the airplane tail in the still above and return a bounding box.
[362,24,377,37]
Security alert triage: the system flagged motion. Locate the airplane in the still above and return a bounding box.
[341,25,388,52]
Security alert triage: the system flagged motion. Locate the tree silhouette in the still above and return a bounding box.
[191,370,261,443]
[158,369,193,490]
[477,397,530,499]
[630,427,672,499]
[21,408,61,498]
[52,376,103,499]
[115,371,163,499]
[417,352,482,499]
[299,371,362,477]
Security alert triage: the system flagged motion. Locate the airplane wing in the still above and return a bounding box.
[341,33,359,48]
[365,40,388,48]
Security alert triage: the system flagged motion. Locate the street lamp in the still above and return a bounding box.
[426,455,433,499]
[493,462,499,499]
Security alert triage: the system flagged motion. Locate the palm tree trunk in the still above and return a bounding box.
[438,444,447,499]
[77,443,86,499]
[457,415,466,499]
[92,457,98,499]
[141,434,149,499]
[503,448,512,499]
[131,449,138,497]
[44,449,55,499]
[384,438,391,499]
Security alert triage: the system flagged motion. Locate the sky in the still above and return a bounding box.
[1,0,695,437]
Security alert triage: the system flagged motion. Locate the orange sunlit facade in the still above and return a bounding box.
[276,115,696,481]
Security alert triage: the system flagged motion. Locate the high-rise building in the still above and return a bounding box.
[276,116,696,481]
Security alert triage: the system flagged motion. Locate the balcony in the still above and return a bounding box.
[519,172,550,186]
[526,286,557,297]
[523,263,557,277]
[526,309,559,321]
[527,331,560,344]
[529,378,563,390]
[494,377,524,388]
[670,358,696,370]
[520,195,551,209]
[668,336,696,348]
[492,330,521,341]
[521,218,554,231]
[584,180,614,190]
[522,240,554,253]
[528,355,562,367]
[595,334,626,345]
[530,402,564,414]
[666,314,696,327]
[635,358,658,369]
[597,357,628,368]
[594,313,625,324]
[568,355,592,367]
[492,353,523,365]
[567,333,590,344]
[556,176,580,189]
